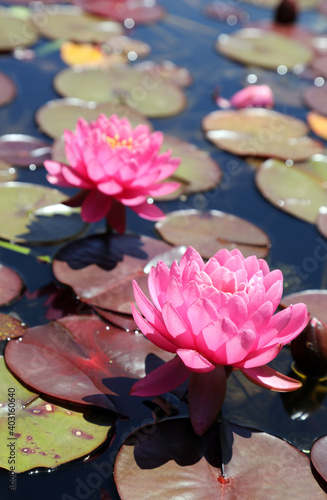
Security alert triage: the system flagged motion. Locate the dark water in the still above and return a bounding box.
[0,0,327,498]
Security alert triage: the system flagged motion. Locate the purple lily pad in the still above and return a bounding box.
[54,65,187,118]
[203,108,322,161]
[216,28,313,70]
[72,0,166,25]
[52,233,172,314]
[0,313,26,340]
[204,1,250,24]
[4,315,173,416]
[0,264,24,306]
[311,436,327,483]
[0,134,51,167]
[155,209,270,259]
[0,71,16,107]
[94,307,138,332]
[304,85,327,117]
[281,290,327,324]
[114,418,326,499]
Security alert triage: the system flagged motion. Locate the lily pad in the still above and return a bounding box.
[317,206,327,238]
[94,307,138,332]
[114,418,326,500]
[304,85,327,117]
[311,436,327,483]
[204,1,250,24]
[0,182,86,244]
[0,71,16,106]
[0,264,24,306]
[0,134,51,167]
[72,0,166,25]
[216,28,313,70]
[134,61,193,88]
[102,36,151,59]
[281,290,327,324]
[0,313,26,340]
[54,66,187,118]
[52,233,172,314]
[36,98,152,139]
[0,356,112,473]
[33,6,123,44]
[4,315,173,416]
[203,108,322,161]
[0,160,16,182]
[255,157,327,223]
[0,7,38,51]
[238,0,318,9]
[155,209,270,259]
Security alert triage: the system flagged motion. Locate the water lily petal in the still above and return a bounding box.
[81,190,113,223]
[131,304,176,353]
[241,365,302,391]
[177,348,215,372]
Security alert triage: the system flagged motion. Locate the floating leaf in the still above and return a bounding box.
[317,206,327,238]
[114,418,326,499]
[54,66,187,118]
[281,290,327,324]
[0,7,38,51]
[0,264,24,306]
[203,108,322,161]
[216,28,313,70]
[72,0,166,24]
[94,307,138,332]
[52,233,172,314]
[238,0,318,9]
[36,98,151,139]
[304,86,327,117]
[204,1,250,24]
[155,209,270,259]
[0,313,26,340]
[0,182,86,244]
[0,160,16,182]
[311,436,327,483]
[307,112,327,140]
[0,356,112,473]
[0,71,16,106]
[102,36,151,59]
[4,315,173,416]
[134,61,193,88]
[255,157,327,223]
[0,134,51,167]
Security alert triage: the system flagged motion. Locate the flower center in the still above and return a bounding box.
[106,134,133,149]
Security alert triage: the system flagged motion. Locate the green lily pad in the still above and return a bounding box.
[255,157,327,223]
[102,36,151,59]
[203,108,323,161]
[0,7,38,51]
[281,290,327,324]
[0,182,86,244]
[239,0,318,9]
[36,98,152,139]
[33,6,123,43]
[114,418,326,500]
[0,356,112,473]
[0,313,26,340]
[0,160,16,182]
[155,209,270,259]
[216,28,313,70]
[0,265,24,306]
[54,66,187,118]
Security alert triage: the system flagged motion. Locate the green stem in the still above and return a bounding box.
[0,240,52,263]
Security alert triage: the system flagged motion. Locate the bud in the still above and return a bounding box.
[275,0,298,24]
[291,317,327,378]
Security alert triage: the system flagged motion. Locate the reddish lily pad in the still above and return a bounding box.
[0,71,16,106]
[0,7,38,51]
[72,0,166,25]
[94,307,138,332]
[134,61,193,88]
[54,66,187,118]
[36,98,152,140]
[304,85,327,117]
[155,209,270,259]
[317,206,327,238]
[311,436,327,483]
[0,134,51,167]
[0,356,112,473]
[216,28,313,70]
[281,290,327,324]
[114,418,326,500]
[255,157,327,224]
[0,264,24,306]
[33,6,123,43]
[0,182,86,244]
[204,1,250,24]
[0,313,26,340]
[4,315,173,416]
[52,233,172,314]
[203,108,323,161]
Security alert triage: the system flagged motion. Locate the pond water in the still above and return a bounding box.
[0,0,327,499]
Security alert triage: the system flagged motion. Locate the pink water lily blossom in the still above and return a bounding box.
[217,84,274,109]
[44,114,180,233]
[130,247,308,435]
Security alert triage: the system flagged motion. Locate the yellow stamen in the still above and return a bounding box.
[106,134,133,149]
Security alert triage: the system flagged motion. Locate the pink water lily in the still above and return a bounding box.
[130,247,308,435]
[44,114,180,233]
[217,84,274,109]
